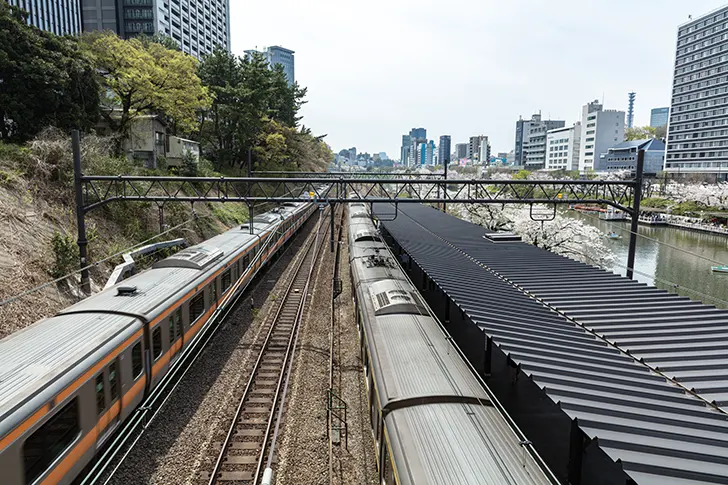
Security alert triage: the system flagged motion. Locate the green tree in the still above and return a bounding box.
[0,3,100,142]
[81,32,211,139]
[625,125,658,141]
[197,49,308,169]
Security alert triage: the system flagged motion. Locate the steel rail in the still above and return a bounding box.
[208,207,330,485]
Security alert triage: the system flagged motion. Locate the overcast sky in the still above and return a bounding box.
[231,0,727,158]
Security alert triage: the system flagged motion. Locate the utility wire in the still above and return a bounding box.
[0,215,210,308]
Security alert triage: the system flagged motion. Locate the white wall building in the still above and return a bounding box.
[578,100,625,172]
[545,123,581,171]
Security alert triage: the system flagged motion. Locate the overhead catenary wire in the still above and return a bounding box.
[0,215,211,308]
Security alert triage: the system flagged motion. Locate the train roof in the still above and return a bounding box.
[0,312,140,434]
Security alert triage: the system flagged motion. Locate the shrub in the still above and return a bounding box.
[50,231,78,278]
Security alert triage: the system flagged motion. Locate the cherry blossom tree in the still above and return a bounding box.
[451,203,616,268]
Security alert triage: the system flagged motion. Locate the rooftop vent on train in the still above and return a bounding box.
[368,281,428,316]
[153,246,224,270]
[117,285,138,296]
[483,232,522,243]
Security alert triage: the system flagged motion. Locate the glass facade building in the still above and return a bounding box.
[7,0,82,35]
[438,135,451,166]
[666,5,728,175]
[650,107,670,128]
[81,0,230,60]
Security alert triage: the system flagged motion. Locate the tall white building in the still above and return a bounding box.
[578,100,625,172]
[545,123,581,171]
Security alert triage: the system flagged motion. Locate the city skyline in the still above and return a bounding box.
[230,0,726,157]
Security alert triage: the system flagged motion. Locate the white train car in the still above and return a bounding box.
[348,202,556,485]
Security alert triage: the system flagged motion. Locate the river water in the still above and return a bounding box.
[566,211,728,308]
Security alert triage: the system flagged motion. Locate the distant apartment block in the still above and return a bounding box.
[468,135,490,163]
[7,0,81,35]
[518,114,566,170]
[666,5,728,176]
[578,100,625,172]
[438,135,451,166]
[515,114,565,169]
[245,46,295,85]
[545,123,581,171]
[650,107,670,128]
[81,0,230,60]
[455,143,468,160]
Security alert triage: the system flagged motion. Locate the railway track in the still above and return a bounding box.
[200,207,330,485]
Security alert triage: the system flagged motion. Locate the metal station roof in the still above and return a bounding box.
[376,203,728,485]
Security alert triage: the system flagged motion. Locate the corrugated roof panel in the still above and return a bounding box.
[377,203,728,485]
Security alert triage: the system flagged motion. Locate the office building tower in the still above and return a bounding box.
[627,92,636,128]
[578,100,625,171]
[518,114,566,170]
[666,5,728,176]
[515,114,565,168]
[245,46,295,85]
[426,140,436,165]
[545,123,581,171]
[400,135,411,165]
[455,143,468,160]
[438,135,451,166]
[650,107,670,128]
[81,0,230,60]
[7,0,81,35]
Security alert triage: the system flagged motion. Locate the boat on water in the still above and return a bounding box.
[605,232,622,240]
[712,265,728,273]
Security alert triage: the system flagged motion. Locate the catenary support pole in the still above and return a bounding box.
[443,159,449,213]
[626,149,644,280]
[330,202,335,252]
[73,130,91,294]
[248,148,254,235]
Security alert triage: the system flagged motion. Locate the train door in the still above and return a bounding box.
[169,308,183,366]
[96,358,121,449]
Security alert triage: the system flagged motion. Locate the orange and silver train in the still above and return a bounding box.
[0,201,316,485]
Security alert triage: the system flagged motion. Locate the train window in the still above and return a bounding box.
[211,280,217,305]
[174,309,183,338]
[236,260,241,278]
[96,374,105,415]
[221,269,231,293]
[190,293,204,322]
[109,360,119,401]
[169,318,176,346]
[23,398,79,485]
[152,327,162,360]
[243,254,250,269]
[132,342,143,379]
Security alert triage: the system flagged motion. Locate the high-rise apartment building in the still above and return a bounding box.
[468,135,489,163]
[650,107,670,128]
[515,114,565,169]
[578,100,625,172]
[438,135,451,166]
[545,123,581,171]
[245,46,295,85]
[426,140,436,165]
[7,0,81,35]
[400,135,411,165]
[666,5,728,176]
[81,0,230,60]
[455,143,468,160]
